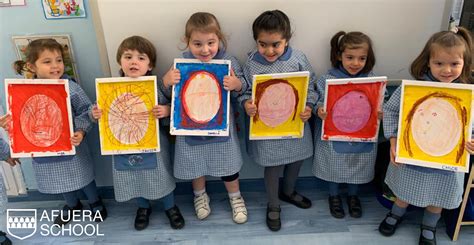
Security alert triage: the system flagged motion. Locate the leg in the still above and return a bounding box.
[81,180,107,222]
[192,176,210,220]
[134,197,152,231]
[327,181,344,218]
[222,173,247,224]
[264,165,283,231]
[379,197,408,236]
[279,161,312,209]
[347,184,362,218]
[55,191,82,225]
[162,192,185,229]
[419,206,442,244]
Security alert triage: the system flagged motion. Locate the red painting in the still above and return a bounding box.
[322,77,387,142]
[6,79,75,157]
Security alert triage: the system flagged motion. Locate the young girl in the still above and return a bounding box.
[91,36,184,231]
[6,38,106,225]
[240,10,317,231]
[313,31,378,219]
[162,12,248,224]
[379,26,473,244]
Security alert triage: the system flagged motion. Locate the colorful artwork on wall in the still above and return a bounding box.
[5,79,75,157]
[0,0,25,7]
[41,0,86,19]
[96,76,160,155]
[396,80,474,172]
[12,35,80,83]
[322,76,387,142]
[170,59,230,136]
[249,71,309,140]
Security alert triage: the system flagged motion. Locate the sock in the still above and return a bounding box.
[194,188,206,196]
[228,191,241,199]
[386,203,406,225]
[421,209,441,239]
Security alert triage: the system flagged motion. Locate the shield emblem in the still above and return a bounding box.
[7,209,37,240]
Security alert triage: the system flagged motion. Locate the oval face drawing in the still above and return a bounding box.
[258,83,296,128]
[20,94,63,147]
[331,91,371,133]
[411,97,461,156]
[182,71,221,123]
[108,93,149,145]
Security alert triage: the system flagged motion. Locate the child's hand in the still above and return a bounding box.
[378,110,383,120]
[91,105,102,120]
[152,105,171,119]
[71,130,85,146]
[163,67,181,88]
[299,106,312,122]
[244,99,257,117]
[5,157,20,167]
[466,139,474,154]
[389,137,402,166]
[0,114,12,131]
[223,69,242,92]
[317,107,327,120]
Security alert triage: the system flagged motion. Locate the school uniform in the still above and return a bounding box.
[312,67,378,184]
[383,73,464,209]
[32,79,95,194]
[111,83,176,202]
[0,137,9,212]
[165,50,245,180]
[238,47,318,166]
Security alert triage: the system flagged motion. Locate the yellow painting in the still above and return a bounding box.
[250,71,309,140]
[96,76,160,155]
[396,80,474,172]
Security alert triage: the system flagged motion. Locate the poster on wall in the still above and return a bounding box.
[0,0,25,7]
[249,71,309,140]
[396,80,474,173]
[12,35,80,83]
[95,76,160,155]
[170,58,230,136]
[41,0,86,19]
[321,76,387,142]
[5,79,75,158]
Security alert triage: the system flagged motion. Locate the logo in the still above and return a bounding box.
[7,209,37,240]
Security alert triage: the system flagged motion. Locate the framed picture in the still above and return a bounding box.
[11,34,80,83]
[0,0,25,7]
[249,71,309,140]
[170,58,230,136]
[322,76,387,142]
[96,76,160,155]
[5,79,75,157]
[41,0,86,19]
[396,80,474,172]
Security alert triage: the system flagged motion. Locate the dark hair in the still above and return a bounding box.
[252,10,292,41]
[116,35,157,74]
[184,12,227,50]
[411,26,473,83]
[13,38,64,75]
[330,31,375,74]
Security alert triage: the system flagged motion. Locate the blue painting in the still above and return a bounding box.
[170,59,230,136]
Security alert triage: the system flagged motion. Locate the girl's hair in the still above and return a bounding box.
[330,31,375,74]
[13,38,64,75]
[252,10,292,41]
[184,12,227,50]
[411,26,473,83]
[116,35,157,68]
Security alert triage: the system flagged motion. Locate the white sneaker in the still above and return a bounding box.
[229,196,248,224]
[194,192,211,220]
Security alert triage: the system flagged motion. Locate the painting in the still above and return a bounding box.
[0,0,25,7]
[12,35,80,83]
[96,76,160,155]
[321,76,387,142]
[41,0,86,19]
[170,58,230,136]
[249,71,309,140]
[396,80,474,172]
[5,79,75,157]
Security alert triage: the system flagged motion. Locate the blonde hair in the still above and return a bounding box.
[184,12,227,50]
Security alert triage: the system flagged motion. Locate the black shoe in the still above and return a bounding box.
[0,231,12,245]
[90,198,107,222]
[378,212,403,236]
[134,207,152,231]
[347,195,362,218]
[279,191,312,209]
[54,201,83,225]
[419,225,437,245]
[165,205,185,229]
[266,204,281,232]
[328,195,345,219]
